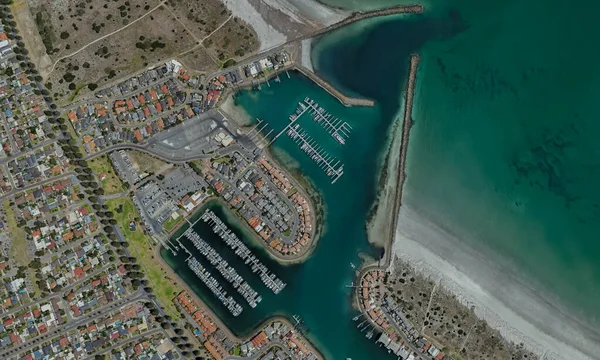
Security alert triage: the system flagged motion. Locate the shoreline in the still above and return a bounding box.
[392,205,600,360]
[355,44,599,360]
[365,53,420,267]
[155,246,325,359]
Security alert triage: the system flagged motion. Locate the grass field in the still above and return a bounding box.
[88,155,123,195]
[106,196,182,320]
[162,214,183,232]
[4,199,41,298]
[5,199,28,266]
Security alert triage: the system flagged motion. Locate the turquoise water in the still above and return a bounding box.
[163,72,399,359]
[316,0,600,328]
[160,0,600,358]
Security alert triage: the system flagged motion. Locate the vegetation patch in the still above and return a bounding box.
[106,196,183,320]
[5,199,28,266]
[87,155,123,195]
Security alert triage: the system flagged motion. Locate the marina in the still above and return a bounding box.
[286,124,344,184]
[186,256,244,317]
[201,209,287,294]
[183,228,263,308]
[304,97,352,145]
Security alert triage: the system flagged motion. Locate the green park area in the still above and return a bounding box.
[162,214,183,233]
[88,155,124,195]
[106,196,182,320]
[4,199,41,297]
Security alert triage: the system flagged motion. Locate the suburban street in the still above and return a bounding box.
[0,290,149,358]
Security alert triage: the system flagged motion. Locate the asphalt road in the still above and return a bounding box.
[0,291,148,358]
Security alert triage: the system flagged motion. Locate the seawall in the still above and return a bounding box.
[362,53,420,272]
[294,64,375,107]
[301,4,424,42]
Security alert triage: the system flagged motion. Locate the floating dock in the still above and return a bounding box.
[186,256,243,316]
[184,228,262,308]
[201,209,287,294]
[303,97,352,145]
[286,124,344,184]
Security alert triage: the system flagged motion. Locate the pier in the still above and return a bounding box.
[304,97,352,145]
[201,209,287,294]
[183,228,263,308]
[186,256,244,316]
[286,124,344,184]
[352,54,423,356]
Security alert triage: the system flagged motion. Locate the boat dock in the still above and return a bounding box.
[186,256,244,316]
[286,124,344,184]
[183,228,262,308]
[201,209,287,294]
[304,97,352,145]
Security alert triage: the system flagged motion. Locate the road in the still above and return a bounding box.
[0,263,114,318]
[0,290,148,358]
[224,340,296,360]
[80,328,164,360]
[0,171,75,201]
[0,139,58,165]
[215,165,297,244]
[82,142,242,163]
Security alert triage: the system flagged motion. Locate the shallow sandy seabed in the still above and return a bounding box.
[392,206,600,360]
[222,0,288,51]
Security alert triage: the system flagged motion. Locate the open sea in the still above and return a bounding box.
[161,0,600,358]
[316,0,600,339]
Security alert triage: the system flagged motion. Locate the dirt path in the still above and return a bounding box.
[45,0,168,77]
[10,0,53,77]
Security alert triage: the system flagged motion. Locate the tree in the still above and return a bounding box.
[29,259,42,269]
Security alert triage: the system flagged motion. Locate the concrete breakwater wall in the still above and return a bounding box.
[294,64,375,107]
[304,4,424,41]
[384,53,420,268]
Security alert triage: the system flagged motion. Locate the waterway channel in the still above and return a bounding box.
[161,69,404,359]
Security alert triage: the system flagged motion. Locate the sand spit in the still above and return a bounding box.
[392,205,600,360]
[301,39,314,71]
[221,0,345,51]
[222,0,287,51]
[263,0,347,27]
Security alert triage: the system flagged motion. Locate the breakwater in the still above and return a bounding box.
[301,4,424,42]
[294,64,375,107]
[354,53,419,312]
[378,53,420,269]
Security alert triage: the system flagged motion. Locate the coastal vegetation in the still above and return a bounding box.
[385,259,537,360]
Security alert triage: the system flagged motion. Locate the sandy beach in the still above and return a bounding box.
[222,0,287,51]
[391,205,600,360]
[222,0,348,52]
[301,39,314,70]
[265,0,347,26]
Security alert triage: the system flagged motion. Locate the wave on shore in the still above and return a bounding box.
[392,205,600,360]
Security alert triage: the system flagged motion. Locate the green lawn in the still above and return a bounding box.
[4,199,41,298]
[106,196,182,320]
[88,155,124,195]
[162,214,183,232]
[5,199,28,266]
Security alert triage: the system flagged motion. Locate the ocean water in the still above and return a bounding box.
[316,0,600,329]
[160,0,600,358]
[163,72,400,359]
